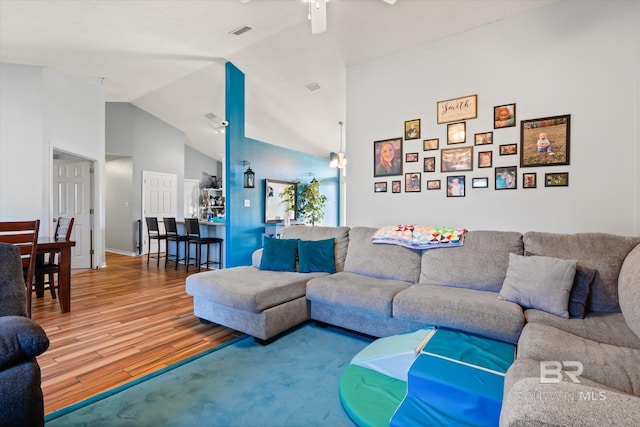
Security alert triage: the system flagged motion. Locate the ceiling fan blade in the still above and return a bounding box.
[310,1,327,34]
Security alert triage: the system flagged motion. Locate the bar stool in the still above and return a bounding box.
[185,218,223,272]
[145,217,167,267]
[163,217,188,269]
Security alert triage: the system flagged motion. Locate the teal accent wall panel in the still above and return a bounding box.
[225,62,339,268]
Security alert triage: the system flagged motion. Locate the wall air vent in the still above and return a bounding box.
[305,82,322,92]
[229,26,253,36]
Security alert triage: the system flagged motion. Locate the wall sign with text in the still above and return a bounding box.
[437,94,478,124]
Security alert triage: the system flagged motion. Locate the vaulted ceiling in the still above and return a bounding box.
[0,0,559,162]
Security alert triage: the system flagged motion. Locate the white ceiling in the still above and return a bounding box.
[0,0,559,162]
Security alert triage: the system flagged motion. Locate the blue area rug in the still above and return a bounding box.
[45,323,372,427]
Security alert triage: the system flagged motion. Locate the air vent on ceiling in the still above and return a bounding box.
[229,26,253,36]
[204,112,217,121]
[305,82,322,92]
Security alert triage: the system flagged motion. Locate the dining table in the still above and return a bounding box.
[35,237,76,313]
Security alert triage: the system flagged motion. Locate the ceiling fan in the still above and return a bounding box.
[308,0,397,35]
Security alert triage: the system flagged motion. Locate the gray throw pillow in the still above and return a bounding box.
[569,265,597,318]
[499,253,577,318]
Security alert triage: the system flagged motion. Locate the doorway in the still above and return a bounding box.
[52,150,93,269]
[141,171,177,255]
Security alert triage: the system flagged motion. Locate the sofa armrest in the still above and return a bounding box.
[252,248,263,268]
[0,316,50,370]
[500,377,640,426]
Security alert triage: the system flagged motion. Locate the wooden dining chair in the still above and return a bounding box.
[0,220,40,318]
[34,217,74,299]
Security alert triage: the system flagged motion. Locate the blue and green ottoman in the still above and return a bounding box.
[339,327,516,427]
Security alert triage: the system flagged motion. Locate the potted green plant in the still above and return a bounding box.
[279,178,327,226]
[279,183,297,226]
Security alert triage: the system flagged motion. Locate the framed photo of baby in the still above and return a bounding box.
[520,114,570,167]
[404,119,421,140]
[374,137,403,177]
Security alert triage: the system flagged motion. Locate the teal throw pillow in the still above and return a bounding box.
[259,237,299,272]
[298,238,336,273]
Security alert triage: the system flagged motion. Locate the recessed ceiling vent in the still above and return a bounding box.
[229,26,253,36]
[305,82,322,92]
[204,112,217,121]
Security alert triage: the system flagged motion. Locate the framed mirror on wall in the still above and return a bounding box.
[265,179,297,223]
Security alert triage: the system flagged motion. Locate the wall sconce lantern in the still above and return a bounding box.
[243,161,255,189]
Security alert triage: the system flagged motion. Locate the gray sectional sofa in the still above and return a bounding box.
[185,225,640,426]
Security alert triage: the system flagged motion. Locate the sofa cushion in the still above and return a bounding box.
[619,243,640,341]
[525,310,640,350]
[282,226,350,272]
[517,322,640,396]
[523,232,640,313]
[393,284,524,344]
[0,316,50,370]
[499,253,577,318]
[259,237,299,272]
[298,238,336,273]
[419,230,523,292]
[569,265,597,318]
[501,376,640,427]
[306,272,413,317]
[344,227,421,283]
[186,267,326,313]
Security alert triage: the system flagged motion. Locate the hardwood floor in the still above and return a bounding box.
[31,252,242,415]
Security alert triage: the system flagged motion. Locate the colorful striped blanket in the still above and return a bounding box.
[372,225,467,250]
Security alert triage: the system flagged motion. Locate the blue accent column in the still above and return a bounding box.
[224,62,340,267]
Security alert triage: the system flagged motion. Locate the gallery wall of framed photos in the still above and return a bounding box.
[372,94,571,197]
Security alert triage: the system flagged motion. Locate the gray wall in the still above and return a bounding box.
[346,1,640,235]
[0,63,107,267]
[105,102,221,254]
[185,144,221,185]
[105,157,134,253]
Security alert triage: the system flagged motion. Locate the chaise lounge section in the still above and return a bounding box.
[185,226,349,343]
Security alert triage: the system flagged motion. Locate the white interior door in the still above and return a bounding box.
[142,171,177,254]
[53,159,92,268]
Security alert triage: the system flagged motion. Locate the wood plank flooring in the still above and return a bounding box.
[31,252,242,415]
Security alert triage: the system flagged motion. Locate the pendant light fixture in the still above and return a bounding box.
[329,121,347,169]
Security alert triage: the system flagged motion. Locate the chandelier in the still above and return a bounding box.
[329,121,347,169]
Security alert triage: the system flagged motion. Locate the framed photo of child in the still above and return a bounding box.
[374,182,388,193]
[523,173,537,188]
[494,104,516,129]
[520,115,571,167]
[446,176,465,197]
[427,180,441,190]
[404,119,421,140]
[423,138,439,151]
[405,173,422,192]
[423,157,436,172]
[495,166,517,190]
